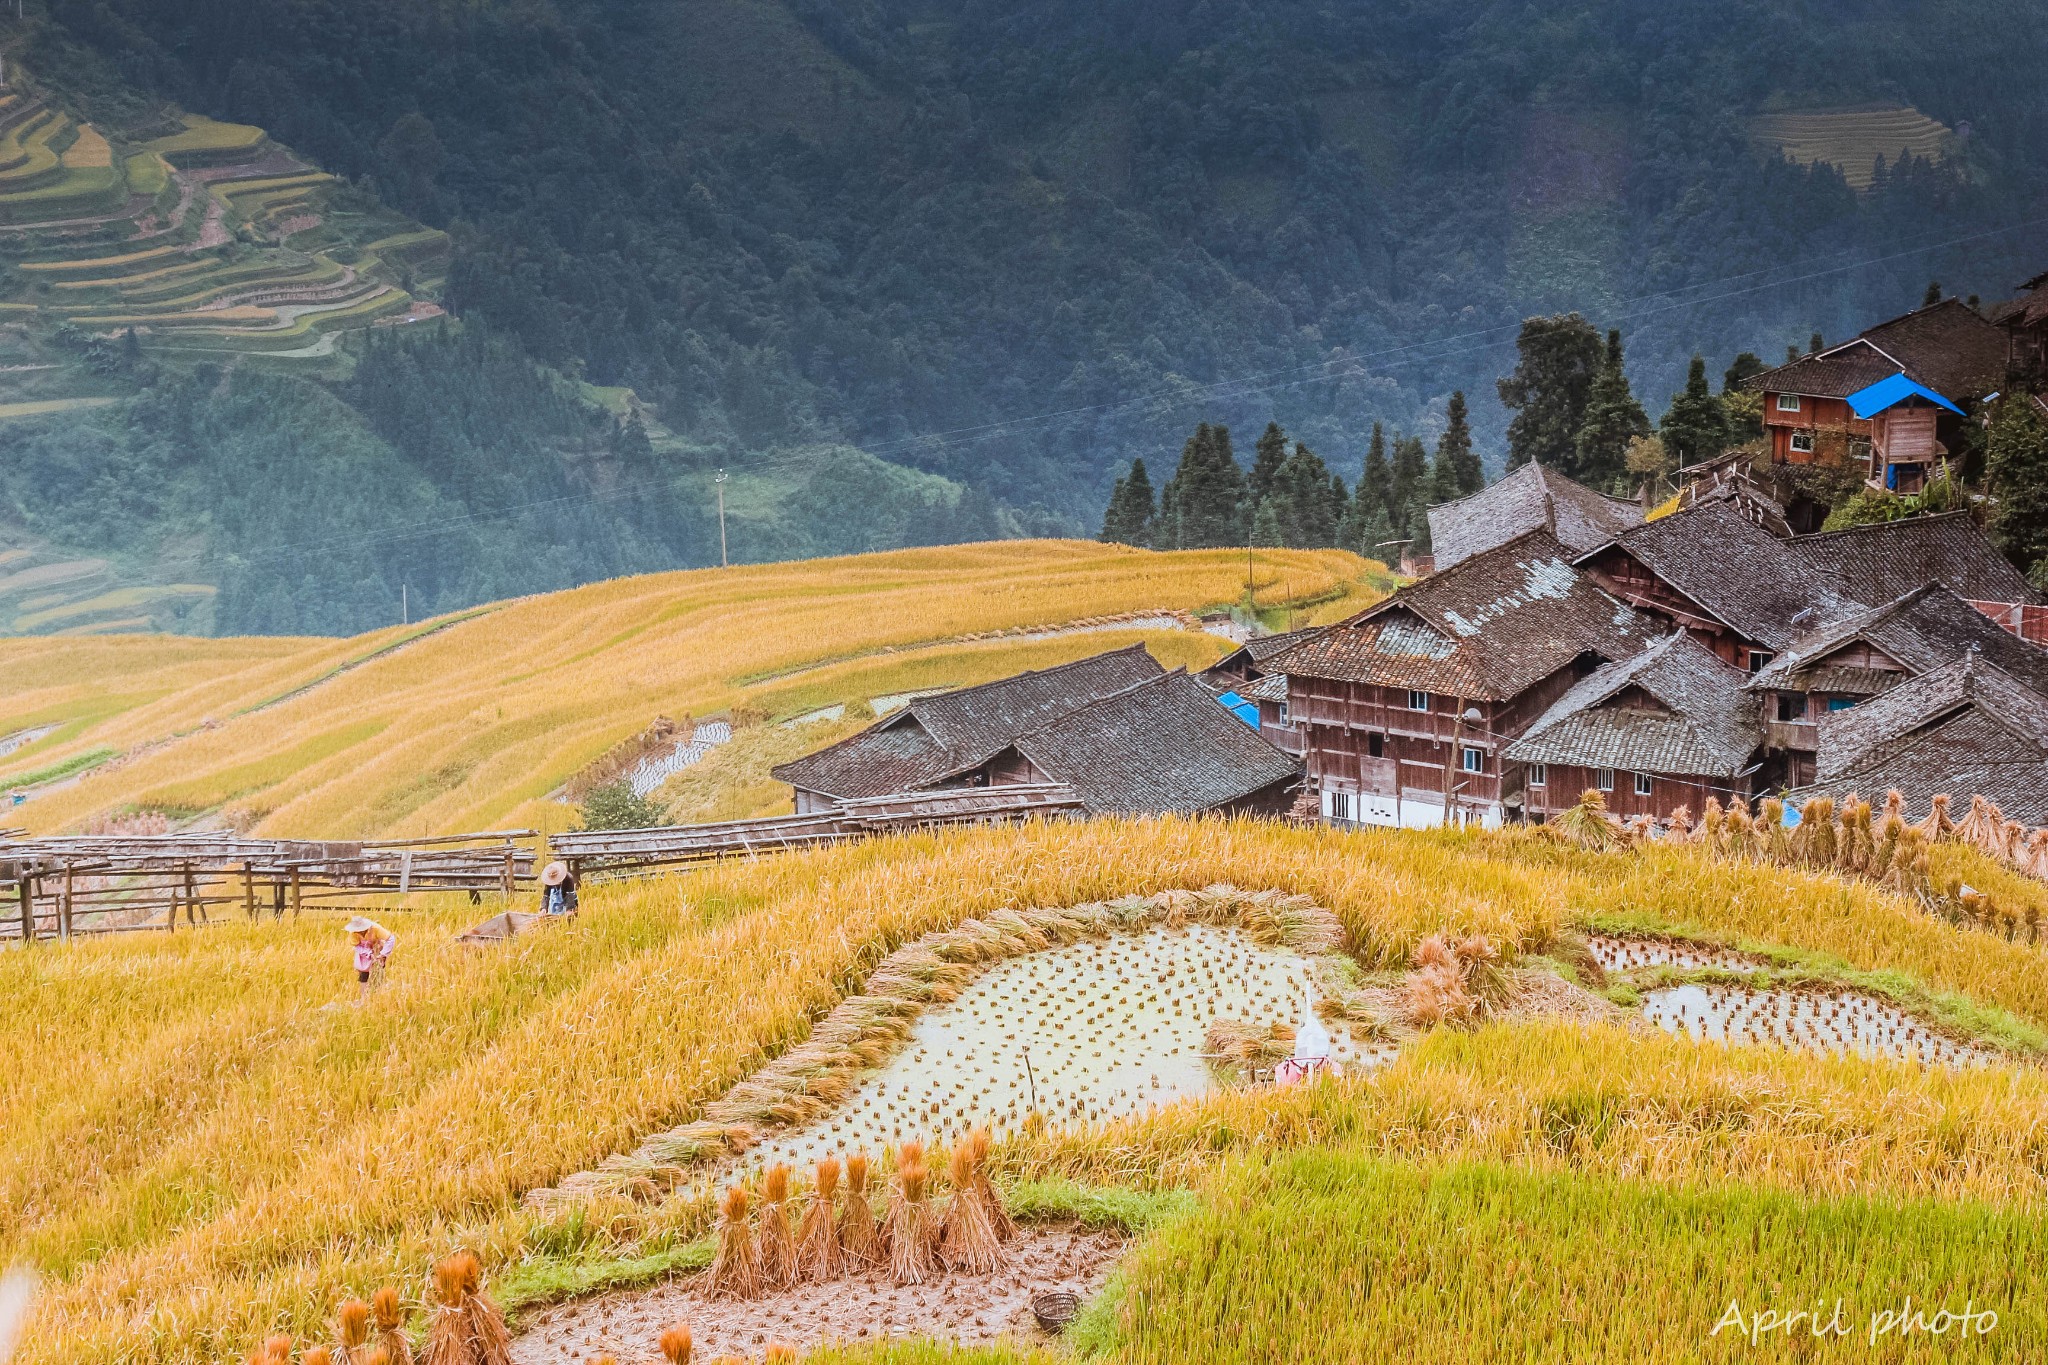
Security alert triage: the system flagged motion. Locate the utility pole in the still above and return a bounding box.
[401,583,408,626]
[714,469,730,567]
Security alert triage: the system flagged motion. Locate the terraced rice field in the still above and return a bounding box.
[740,924,1389,1171]
[1643,983,1997,1067]
[0,74,444,365]
[1751,106,1952,189]
[0,541,1364,835]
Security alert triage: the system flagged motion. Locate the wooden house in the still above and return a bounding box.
[1792,651,2048,825]
[1989,269,2048,385]
[1425,460,1643,570]
[1265,529,1652,830]
[1503,632,1761,823]
[1746,582,2048,787]
[1574,492,1856,671]
[1200,627,1323,757]
[1741,299,2006,493]
[771,645,1300,817]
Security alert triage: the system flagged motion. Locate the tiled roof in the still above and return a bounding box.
[1790,512,2045,607]
[1795,654,2048,824]
[1745,300,2007,399]
[1203,627,1326,680]
[1427,461,1644,569]
[1238,671,1289,701]
[1010,671,1301,815]
[771,645,1164,799]
[1749,582,2048,695]
[1592,495,1857,651]
[1269,529,1650,699]
[1502,633,1760,777]
[1741,344,1898,400]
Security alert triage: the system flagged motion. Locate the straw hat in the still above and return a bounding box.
[345,916,376,934]
[541,861,570,887]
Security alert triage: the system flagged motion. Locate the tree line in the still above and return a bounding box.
[1100,393,1481,557]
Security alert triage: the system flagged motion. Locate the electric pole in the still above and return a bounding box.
[401,583,408,626]
[714,469,729,568]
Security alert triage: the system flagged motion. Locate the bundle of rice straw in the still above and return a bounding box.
[962,1127,1014,1241]
[765,1344,800,1363]
[336,1299,372,1363]
[305,1350,334,1365]
[373,1287,414,1365]
[797,1157,842,1280]
[658,1322,693,1364]
[884,1141,936,1285]
[837,1152,882,1269]
[709,1184,761,1299]
[420,1251,511,1365]
[937,1140,1006,1272]
[757,1163,798,1290]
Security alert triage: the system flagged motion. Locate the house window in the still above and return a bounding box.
[1331,790,1354,823]
[1276,701,1290,726]
[1634,772,1653,797]
[1776,393,1802,412]
[1826,697,1857,712]
[1596,767,1615,792]
[1747,649,1774,673]
[1367,732,1385,759]
[1777,693,1806,722]
[1461,746,1485,774]
[1407,689,1430,712]
[1527,763,1547,788]
[1788,431,1816,454]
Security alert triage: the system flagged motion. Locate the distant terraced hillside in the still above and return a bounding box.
[0,68,445,403]
[0,540,1372,838]
[1751,105,1954,190]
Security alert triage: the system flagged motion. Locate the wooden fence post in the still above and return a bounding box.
[60,864,73,942]
[500,847,515,901]
[17,875,32,943]
[243,862,256,920]
[184,864,201,925]
[290,867,302,917]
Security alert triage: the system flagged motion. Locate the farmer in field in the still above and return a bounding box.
[539,861,579,916]
[346,916,396,1003]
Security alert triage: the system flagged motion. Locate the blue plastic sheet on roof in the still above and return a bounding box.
[1847,371,1965,419]
[1215,690,1260,729]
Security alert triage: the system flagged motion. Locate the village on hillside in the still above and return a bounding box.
[751,267,2048,846]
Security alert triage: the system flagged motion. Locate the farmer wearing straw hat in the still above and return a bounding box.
[346,916,396,1004]
[539,861,579,916]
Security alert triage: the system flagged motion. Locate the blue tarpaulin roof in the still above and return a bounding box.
[1847,372,1965,419]
[1215,690,1260,729]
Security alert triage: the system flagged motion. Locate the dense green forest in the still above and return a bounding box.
[3,0,2045,632]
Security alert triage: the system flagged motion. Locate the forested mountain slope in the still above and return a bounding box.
[3,0,2044,633]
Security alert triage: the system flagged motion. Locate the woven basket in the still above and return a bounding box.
[1032,1289,1081,1333]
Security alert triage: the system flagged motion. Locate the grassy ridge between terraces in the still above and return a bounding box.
[7,819,2048,1364]
[0,541,1360,835]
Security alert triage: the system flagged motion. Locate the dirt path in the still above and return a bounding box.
[510,1225,1125,1363]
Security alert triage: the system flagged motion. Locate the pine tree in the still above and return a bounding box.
[1099,457,1155,545]
[1162,423,1245,548]
[1248,422,1289,509]
[1437,390,1482,495]
[1388,434,1428,535]
[1251,500,1284,548]
[1659,355,1730,469]
[1721,352,1768,443]
[1497,313,1605,469]
[1923,280,1943,307]
[1357,422,1393,518]
[1271,442,1344,547]
[1573,329,1649,489]
[1986,396,2048,580]
[1430,443,1463,502]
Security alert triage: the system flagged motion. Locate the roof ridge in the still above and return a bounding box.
[1010,667,1189,745]
[905,642,1153,716]
[1791,509,1973,543]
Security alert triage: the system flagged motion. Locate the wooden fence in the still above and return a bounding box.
[0,830,538,942]
[547,783,1084,874]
